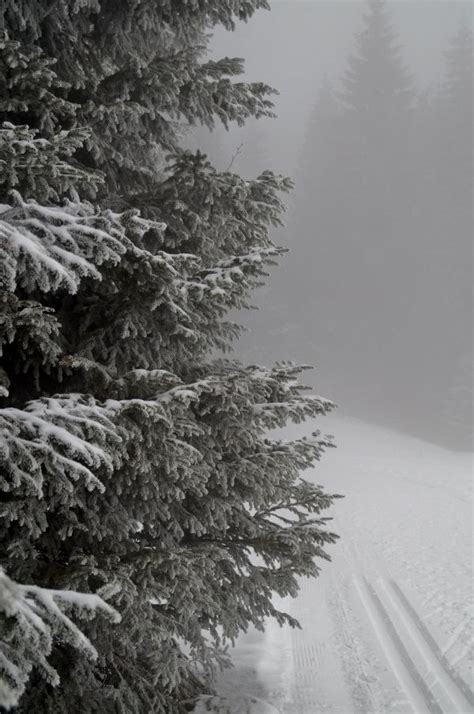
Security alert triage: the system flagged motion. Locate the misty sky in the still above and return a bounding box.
[207,0,472,176]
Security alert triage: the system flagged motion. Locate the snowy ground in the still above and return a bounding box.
[214,416,473,713]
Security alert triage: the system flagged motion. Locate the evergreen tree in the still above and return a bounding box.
[341,0,413,118]
[335,0,415,371]
[0,568,120,709]
[1,2,339,711]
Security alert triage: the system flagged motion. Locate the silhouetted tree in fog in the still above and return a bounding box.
[335,0,416,399]
[342,0,413,114]
[280,0,416,420]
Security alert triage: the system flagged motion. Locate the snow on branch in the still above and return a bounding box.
[0,191,128,293]
[0,568,120,710]
[0,395,121,538]
[0,122,101,200]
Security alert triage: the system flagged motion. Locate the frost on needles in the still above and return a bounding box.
[0,3,340,711]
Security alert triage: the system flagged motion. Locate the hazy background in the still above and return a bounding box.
[189,0,473,451]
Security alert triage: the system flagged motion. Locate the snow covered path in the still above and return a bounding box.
[217,417,473,713]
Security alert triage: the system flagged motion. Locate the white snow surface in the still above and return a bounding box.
[214,416,473,714]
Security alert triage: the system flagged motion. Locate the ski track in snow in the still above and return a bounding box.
[217,417,474,713]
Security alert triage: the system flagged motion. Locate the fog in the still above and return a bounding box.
[189,0,473,450]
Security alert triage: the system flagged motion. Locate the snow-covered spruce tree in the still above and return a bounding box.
[1,4,339,712]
